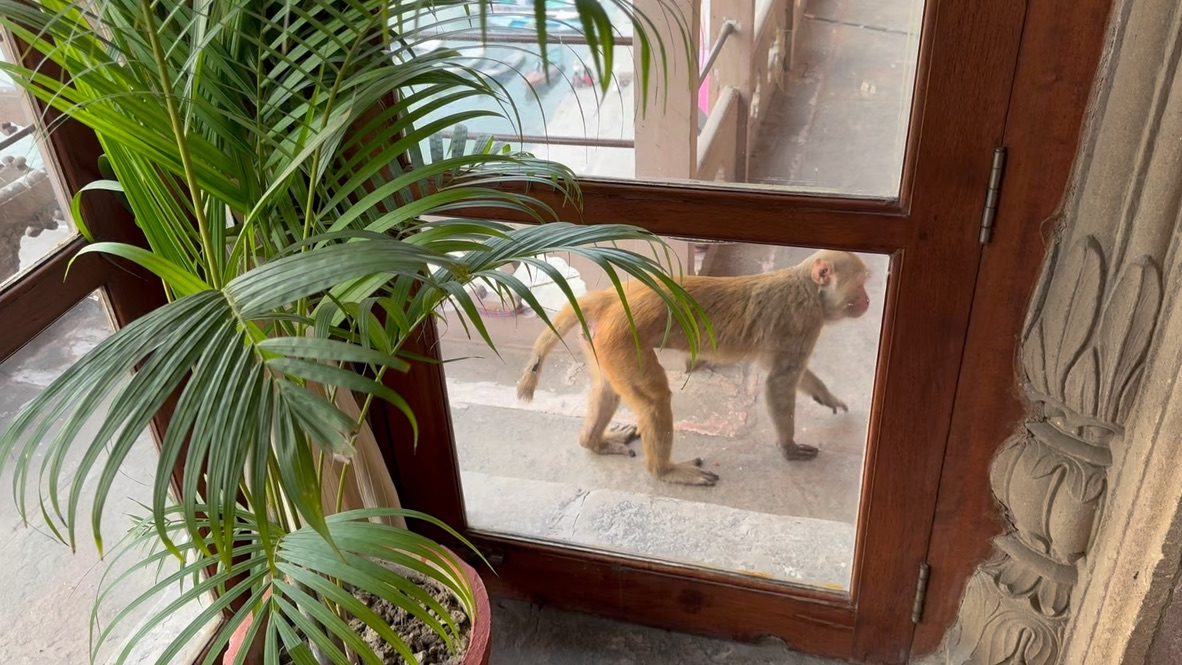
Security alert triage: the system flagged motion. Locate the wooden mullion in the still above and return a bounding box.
[0,237,113,362]
[373,317,468,542]
[455,183,910,251]
[468,533,858,661]
[847,0,1027,658]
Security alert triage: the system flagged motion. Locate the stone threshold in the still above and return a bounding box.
[461,470,855,590]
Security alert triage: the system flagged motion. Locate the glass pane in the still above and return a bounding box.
[441,236,888,590]
[0,292,209,662]
[410,0,923,198]
[0,37,76,289]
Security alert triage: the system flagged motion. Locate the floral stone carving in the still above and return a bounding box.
[946,234,1162,664]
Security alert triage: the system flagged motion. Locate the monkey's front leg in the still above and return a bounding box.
[798,369,848,414]
[766,363,820,461]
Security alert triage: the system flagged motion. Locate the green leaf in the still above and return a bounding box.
[75,242,211,296]
[256,336,409,372]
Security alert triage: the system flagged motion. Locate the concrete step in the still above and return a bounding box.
[463,470,854,589]
[449,393,865,525]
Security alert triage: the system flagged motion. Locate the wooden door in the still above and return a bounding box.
[371,0,1105,662]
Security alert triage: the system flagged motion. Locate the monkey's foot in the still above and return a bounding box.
[656,460,720,486]
[586,424,639,456]
[781,443,820,461]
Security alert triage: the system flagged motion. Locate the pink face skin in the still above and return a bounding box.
[845,275,871,318]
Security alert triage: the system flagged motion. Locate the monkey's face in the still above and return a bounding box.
[842,276,871,319]
[812,253,872,321]
[823,271,869,321]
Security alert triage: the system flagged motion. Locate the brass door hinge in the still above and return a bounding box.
[979,146,1008,245]
[911,561,931,624]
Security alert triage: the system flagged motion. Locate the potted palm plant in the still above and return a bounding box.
[0,0,703,662]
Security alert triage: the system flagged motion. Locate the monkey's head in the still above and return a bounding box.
[810,251,872,322]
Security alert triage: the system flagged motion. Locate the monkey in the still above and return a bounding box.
[515,249,872,486]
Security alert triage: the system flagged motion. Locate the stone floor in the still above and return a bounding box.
[748,0,923,196]
[490,598,844,665]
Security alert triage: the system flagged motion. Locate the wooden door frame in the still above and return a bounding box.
[371,0,1045,662]
[911,0,1115,655]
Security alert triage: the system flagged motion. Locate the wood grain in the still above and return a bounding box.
[846,0,1026,659]
[462,534,857,661]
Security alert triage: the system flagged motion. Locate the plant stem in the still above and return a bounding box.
[139,0,223,288]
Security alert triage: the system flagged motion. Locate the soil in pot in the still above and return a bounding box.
[347,568,471,665]
[274,567,472,665]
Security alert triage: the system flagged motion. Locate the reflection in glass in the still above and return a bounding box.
[0,44,75,289]
[0,293,206,662]
[410,0,923,197]
[441,238,888,590]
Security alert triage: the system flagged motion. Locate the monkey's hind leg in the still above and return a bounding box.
[579,354,640,457]
[611,349,719,486]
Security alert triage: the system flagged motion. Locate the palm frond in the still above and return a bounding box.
[92,508,478,665]
[0,0,699,661]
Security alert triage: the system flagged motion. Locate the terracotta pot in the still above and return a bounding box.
[454,551,492,665]
[223,547,492,664]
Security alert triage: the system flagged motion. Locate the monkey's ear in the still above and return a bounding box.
[811,259,833,285]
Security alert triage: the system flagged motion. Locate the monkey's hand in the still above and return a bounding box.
[811,392,848,414]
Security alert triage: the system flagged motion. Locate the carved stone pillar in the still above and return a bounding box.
[941,0,1182,662]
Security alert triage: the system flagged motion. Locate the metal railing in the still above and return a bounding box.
[0,123,32,153]
[699,19,739,83]
[423,29,634,47]
[439,129,633,149]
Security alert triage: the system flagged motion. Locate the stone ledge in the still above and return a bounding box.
[462,470,855,589]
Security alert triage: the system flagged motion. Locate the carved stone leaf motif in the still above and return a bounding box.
[1024,236,1105,400]
[1023,235,1162,425]
[988,433,1028,511]
[949,575,1065,665]
[980,607,1063,663]
[1027,441,1106,506]
[983,553,1034,594]
[1095,257,1162,424]
[993,436,1101,560]
[951,232,1163,664]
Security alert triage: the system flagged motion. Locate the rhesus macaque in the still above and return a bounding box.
[516,250,872,486]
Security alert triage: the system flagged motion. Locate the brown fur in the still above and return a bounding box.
[516,250,871,486]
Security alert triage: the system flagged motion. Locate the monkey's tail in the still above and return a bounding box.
[516,302,585,402]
